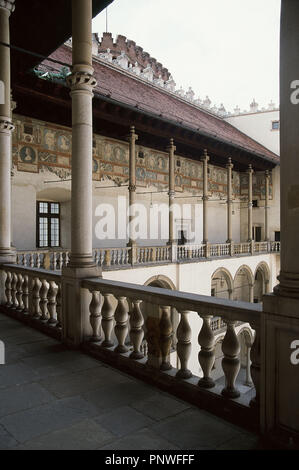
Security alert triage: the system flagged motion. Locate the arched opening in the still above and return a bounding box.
[233,266,253,302]
[211,268,233,299]
[254,262,270,302]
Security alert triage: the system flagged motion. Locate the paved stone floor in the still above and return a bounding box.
[0,314,261,450]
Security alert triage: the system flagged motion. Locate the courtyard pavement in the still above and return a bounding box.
[0,313,260,450]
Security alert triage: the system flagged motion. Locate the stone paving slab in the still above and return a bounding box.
[0,315,260,450]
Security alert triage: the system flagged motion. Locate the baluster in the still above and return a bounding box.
[111,250,116,266]
[101,293,115,347]
[40,279,49,321]
[159,306,173,371]
[11,273,18,309]
[176,311,192,379]
[47,281,58,325]
[16,274,24,311]
[66,251,70,266]
[198,314,215,388]
[32,277,42,318]
[22,275,29,314]
[89,290,102,342]
[23,254,28,267]
[221,320,240,398]
[250,323,261,407]
[29,253,34,268]
[114,296,129,353]
[59,253,63,270]
[37,253,41,269]
[129,300,144,359]
[56,284,62,328]
[5,271,12,307]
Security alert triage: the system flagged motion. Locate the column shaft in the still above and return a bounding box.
[127,126,138,247]
[226,158,233,243]
[247,165,253,242]
[68,0,96,268]
[168,139,176,245]
[264,170,270,241]
[201,150,209,244]
[0,1,15,263]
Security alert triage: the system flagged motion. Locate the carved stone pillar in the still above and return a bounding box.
[264,170,270,242]
[127,126,138,252]
[201,149,209,244]
[226,157,233,243]
[167,139,176,246]
[262,1,299,440]
[0,0,15,264]
[62,0,101,347]
[247,164,253,242]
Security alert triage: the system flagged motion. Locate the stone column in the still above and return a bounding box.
[127,126,138,263]
[264,170,270,242]
[262,1,299,440]
[167,139,176,246]
[0,0,15,264]
[226,157,233,243]
[62,0,101,347]
[247,164,253,242]
[201,149,209,245]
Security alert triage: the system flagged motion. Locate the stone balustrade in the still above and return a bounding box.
[81,277,261,411]
[0,263,262,427]
[16,241,280,272]
[0,264,62,338]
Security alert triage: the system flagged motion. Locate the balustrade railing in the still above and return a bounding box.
[0,264,62,336]
[82,277,261,406]
[16,241,280,272]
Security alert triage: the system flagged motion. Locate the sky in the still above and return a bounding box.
[93,0,281,113]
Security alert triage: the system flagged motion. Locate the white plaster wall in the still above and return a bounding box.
[12,183,36,250]
[225,110,280,155]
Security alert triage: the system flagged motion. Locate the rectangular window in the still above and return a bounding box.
[272,120,280,130]
[275,231,280,242]
[37,201,60,248]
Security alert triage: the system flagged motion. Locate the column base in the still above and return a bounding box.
[0,247,16,265]
[273,272,299,299]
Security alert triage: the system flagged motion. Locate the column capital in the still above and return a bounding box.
[247,164,254,175]
[0,118,14,133]
[0,0,15,14]
[226,157,233,170]
[126,125,138,142]
[201,149,209,163]
[66,70,97,91]
[167,138,176,153]
[128,184,137,192]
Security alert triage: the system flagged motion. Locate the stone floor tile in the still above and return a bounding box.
[99,428,179,450]
[0,396,99,443]
[95,405,155,437]
[21,419,114,450]
[0,383,55,418]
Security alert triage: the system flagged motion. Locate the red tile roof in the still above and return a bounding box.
[44,45,279,164]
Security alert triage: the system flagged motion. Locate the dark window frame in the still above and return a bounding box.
[36,201,61,248]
